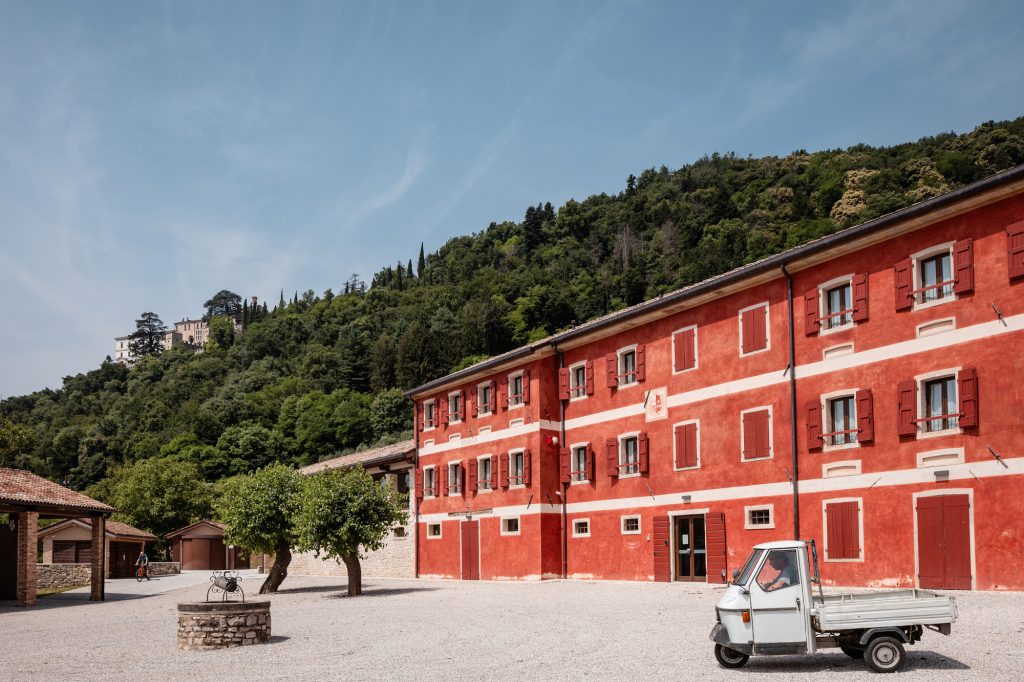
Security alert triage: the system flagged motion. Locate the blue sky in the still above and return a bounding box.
[2,0,1023,397]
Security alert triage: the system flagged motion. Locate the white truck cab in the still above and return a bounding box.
[711,540,957,673]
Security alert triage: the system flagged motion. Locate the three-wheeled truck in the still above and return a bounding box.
[710,540,957,673]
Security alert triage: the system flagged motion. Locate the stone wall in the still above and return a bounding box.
[289,525,415,579]
[148,561,180,576]
[37,563,91,590]
[177,601,271,650]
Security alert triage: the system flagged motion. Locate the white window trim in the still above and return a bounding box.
[671,419,701,471]
[822,459,862,478]
[477,455,493,493]
[426,522,443,540]
[447,390,463,424]
[820,388,861,452]
[507,449,526,489]
[620,514,642,535]
[477,380,493,416]
[571,518,591,538]
[911,489,976,590]
[739,405,774,462]
[822,342,855,360]
[500,517,521,536]
[744,504,775,530]
[671,324,699,374]
[738,301,771,357]
[477,426,492,435]
[916,447,965,469]
[422,439,434,448]
[507,370,525,409]
[618,431,641,478]
[507,418,524,428]
[616,344,640,389]
[822,497,864,563]
[423,399,436,432]
[914,367,963,440]
[423,465,436,499]
[448,434,461,443]
[911,241,957,311]
[916,317,956,338]
[568,361,588,401]
[447,460,462,495]
[817,274,856,336]
[569,441,590,485]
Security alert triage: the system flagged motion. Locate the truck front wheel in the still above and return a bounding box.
[865,636,906,673]
[714,643,749,669]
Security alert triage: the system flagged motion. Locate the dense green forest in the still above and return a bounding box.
[2,118,1023,514]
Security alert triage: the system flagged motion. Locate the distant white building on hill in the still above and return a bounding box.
[114,317,240,365]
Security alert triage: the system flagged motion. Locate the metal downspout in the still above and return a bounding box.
[412,402,420,578]
[781,263,800,539]
[554,345,568,579]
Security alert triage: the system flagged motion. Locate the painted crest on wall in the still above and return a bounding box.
[644,387,668,422]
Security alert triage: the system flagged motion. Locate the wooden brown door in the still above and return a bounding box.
[705,512,728,583]
[460,520,480,580]
[674,516,708,582]
[653,516,671,582]
[917,494,971,590]
[110,542,134,578]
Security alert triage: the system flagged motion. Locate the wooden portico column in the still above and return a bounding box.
[15,511,39,607]
[90,515,105,601]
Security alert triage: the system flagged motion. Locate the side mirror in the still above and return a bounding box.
[732,569,740,581]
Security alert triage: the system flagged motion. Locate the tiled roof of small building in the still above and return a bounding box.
[301,440,416,475]
[165,520,226,539]
[38,517,156,540]
[0,468,115,514]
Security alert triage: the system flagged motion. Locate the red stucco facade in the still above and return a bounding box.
[410,168,1024,590]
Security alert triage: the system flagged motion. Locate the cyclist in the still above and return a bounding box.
[135,548,150,580]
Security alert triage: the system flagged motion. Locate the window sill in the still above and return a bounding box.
[569,394,588,403]
[912,295,956,312]
[822,441,860,453]
[621,530,641,536]
[507,402,524,410]
[741,455,772,462]
[739,347,769,357]
[673,465,700,472]
[824,556,865,563]
[744,523,775,531]
[570,478,590,485]
[500,531,521,537]
[672,366,698,376]
[476,488,493,494]
[618,472,641,479]
[819,322,855,337]
[616,381,640,390]
[509,484,526,490]
[916,427,962,440]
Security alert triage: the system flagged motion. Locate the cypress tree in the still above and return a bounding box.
[279,290,286,309]
[407,259,413,278]
[417,242,425,277]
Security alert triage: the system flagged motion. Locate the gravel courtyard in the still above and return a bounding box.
[4,576,1024,681]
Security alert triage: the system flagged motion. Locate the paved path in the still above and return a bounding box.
[54,569,263,602]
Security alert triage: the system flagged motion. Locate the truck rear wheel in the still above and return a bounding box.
[865,636,906,673]
[714,643,749,669]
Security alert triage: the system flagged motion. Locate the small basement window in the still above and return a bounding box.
[745,505,774,529]
[501,518,520,535]
[572,519,590,537]
[621,516,641,535]
[426,523,442,538]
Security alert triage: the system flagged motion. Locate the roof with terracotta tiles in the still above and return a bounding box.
[165,519,226,539]
[0,468,115,514]
[300,439,415,475]
[37,517,156,540]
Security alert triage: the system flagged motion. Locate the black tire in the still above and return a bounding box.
[865,636,906,673]
[840,644,864,659]
[714,643,750,669]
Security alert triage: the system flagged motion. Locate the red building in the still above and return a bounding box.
[408,164,1024,590]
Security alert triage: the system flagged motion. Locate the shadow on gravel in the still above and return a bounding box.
[0,592,149,612]
[278,584,438,598]
[267,636,290,644]
[732,652,969,674]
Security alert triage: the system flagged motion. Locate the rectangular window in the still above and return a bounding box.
[424,401,436,429]
[510,451,525,486]
[824,500,862,561]
[745,506,774,529]
[620,436,639,476]
[672,326,697,372]
[741,408,772,461]
[827,396,857,446]
[572,519,590,537]
[423,467,436,497]
[501,518,520,535]
[824,282,853,330]
[621,516,641,535]
[447,462,461,495]
[673,421,699,470]
[508,373,524,407]
[448,392,462,423]
[923,376,958,432]
[619,349,637,386]
[571,364,587,399]
[918,251,954,303]
[478,457,492,491]
[571,445,589,482]
[478,383,492,416]
[739,303,769,355]
[426,523,442,538]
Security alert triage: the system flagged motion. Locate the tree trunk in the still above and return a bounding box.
[342,554,362,597]
[259,539,292,594]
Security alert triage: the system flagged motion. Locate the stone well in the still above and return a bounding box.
[176,601,271,650]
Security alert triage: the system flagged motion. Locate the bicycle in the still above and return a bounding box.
[135,564,151,582]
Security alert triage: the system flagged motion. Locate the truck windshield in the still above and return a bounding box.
[734,548,764,586]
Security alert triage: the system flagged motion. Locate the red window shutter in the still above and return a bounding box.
[458,390,466,420]
[523,449,532,486]
[606,438,619,478]
[673,330,686,370]
[958,367,978,428]
[586,445,595,481]
[897,380,917,436]
[856,389,874,442]
[743,409,770,459]
[894,258,913,311]
[470,390,478,418]
[741,412,754,460]
[825,503,843,558]
[806,400,823,451]
[417,404,425,431]
[522,370,531,404]
[605,353,618,387]
[439,398,449,426]
[559,447,570,484]
[652,515,671,582]
[757,410,770,458]
[585,360,595,395]
[468,459,478,492]
[636,344,646,382]
[844,502,861,559]
[638,432,649,474]
[675,423,697,468]
[674,328,696,371]
[489,458,498,490]
[441,466,449,497]
[804,289,819,336]
[827,502,860,560]
[499,454,509,489]
[457,464,466,497]
[851,273,869,322]
[952,238,974,294]
[740,309,753,353]
[558,368,570,401]
[705,511,728,583]
[488,381,497,413]
[415,469,424,500]
[1008,221,1024,279]
[742,306,767,353]
[499,380,508,409]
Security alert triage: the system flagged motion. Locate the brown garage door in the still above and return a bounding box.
[917,494,971,590]
[182,538,227,570]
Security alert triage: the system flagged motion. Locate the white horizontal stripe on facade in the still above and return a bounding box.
[417,456,1023,523]
[418,503,561,525]
[418,420,560,457]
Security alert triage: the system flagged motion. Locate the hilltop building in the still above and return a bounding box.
[114,315,243,365]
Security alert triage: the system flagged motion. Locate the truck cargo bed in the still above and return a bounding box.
[812,589,957,631]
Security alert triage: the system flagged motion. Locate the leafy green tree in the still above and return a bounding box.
[369,389,409,440]
[218,463,304,593]
[203,290,242,321]
[0,418,33,468]
[208,316,236,349]
[369,333,396,392]
[417,242,426,277]
[215,423,285,474]
[128,312,166,358]
[296,466,406,596]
